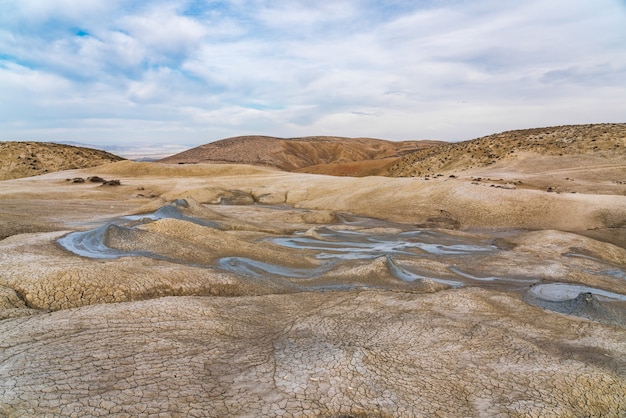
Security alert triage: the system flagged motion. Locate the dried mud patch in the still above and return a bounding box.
[1,163,626,416]
[0,290,624,417]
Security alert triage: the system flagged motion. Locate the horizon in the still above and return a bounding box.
[2,121,625,160]
[1,1,626,146]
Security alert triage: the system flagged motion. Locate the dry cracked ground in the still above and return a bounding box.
[1,161,626,417]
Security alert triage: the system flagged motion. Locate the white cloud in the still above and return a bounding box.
[1,0,120,24]
[117,5,208,61]
[0,0,625,146]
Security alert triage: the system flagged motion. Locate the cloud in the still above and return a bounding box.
[117,5,208,62]
[0,0,625,146]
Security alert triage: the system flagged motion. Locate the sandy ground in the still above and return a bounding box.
[1,161,625,417]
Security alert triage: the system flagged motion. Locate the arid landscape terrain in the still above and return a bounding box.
[158,135,444,177]
[1,124,625,417]
[0,142,124,181]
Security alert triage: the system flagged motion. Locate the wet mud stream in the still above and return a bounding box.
[58,200,626,325]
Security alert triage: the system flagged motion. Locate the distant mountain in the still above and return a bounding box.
[158,136,445,176]
[0,142,124,180]
[385,123,626,177]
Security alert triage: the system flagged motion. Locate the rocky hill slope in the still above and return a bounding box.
[0,142,124,180]
[158,136,444,176]
[386,123,625,177]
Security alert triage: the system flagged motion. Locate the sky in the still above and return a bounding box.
[1,0,625,151]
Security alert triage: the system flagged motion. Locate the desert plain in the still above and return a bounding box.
[1,124,626,417]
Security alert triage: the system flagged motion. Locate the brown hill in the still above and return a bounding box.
[386,123,625,178]
[158,136,444,176]
[0,142,124,180]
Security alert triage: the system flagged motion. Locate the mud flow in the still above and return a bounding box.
[57,200,626,324]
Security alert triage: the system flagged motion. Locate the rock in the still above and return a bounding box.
[66,177,85,183]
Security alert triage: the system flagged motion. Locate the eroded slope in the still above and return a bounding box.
[0,142,124,180]
[387,123,626,177]
[158,135,444,175]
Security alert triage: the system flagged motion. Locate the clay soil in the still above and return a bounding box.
[1,128,625,417]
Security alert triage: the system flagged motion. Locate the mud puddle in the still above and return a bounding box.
[57,200,626,323]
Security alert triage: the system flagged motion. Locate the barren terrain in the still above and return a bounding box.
[158,135,444,176]
[1,127,626,417]
[0,142,124,181]
[387,123,625,175]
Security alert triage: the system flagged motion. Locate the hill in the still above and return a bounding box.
[386,123,625,178]
[0,142,124,180]
[158,136,444,176]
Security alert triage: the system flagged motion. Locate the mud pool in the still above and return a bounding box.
[57,200,626,321]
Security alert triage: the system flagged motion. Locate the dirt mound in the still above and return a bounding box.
[386,123,626,177]
[94,159,280,178]
[526,291,626,328]
[294,157,400,176]
[158,136,444,176]
[0,142,124,180]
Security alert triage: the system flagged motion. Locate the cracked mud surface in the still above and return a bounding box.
[1,163,626,417]
[0,289,626,416]
[2,290,625,417]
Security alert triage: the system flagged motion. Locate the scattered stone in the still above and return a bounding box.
[491,184,517,190]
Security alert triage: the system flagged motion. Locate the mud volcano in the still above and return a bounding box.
[1,158,625,417]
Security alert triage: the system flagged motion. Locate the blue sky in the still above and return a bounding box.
[1,0,625,149]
